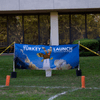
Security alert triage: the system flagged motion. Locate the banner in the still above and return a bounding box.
[15,43,79,70]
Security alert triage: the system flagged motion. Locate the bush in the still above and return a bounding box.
[96,38,100,51]
[73,39,99,56]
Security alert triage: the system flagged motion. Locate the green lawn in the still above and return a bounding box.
[0,55,100,100]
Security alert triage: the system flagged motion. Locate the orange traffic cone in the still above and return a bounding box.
[81,76,85,88]
[5,75,10,86]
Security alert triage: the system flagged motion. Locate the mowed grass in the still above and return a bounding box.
[0,55,100,100]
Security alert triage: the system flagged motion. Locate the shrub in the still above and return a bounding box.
[73,39,99,56]
[96,38,100,51]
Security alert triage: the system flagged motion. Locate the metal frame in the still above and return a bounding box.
[22,15,24,44]
[58,13,90,43]
[0,12,100,53]
[69,14,71,44]
[7,15,9,53]
[2,13,50,46]
[38,14,40,45]
[85,14,87,38]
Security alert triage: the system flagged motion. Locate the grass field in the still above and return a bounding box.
[0,55,100,100]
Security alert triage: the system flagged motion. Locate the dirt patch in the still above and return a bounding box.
[0,53,14,56]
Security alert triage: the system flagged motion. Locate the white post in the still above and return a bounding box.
[50,12,59,45]
[78,41,80,70]
[45,69,52,77]
[13,42,15,72]
[45,12,59,77]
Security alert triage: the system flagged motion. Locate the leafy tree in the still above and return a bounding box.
[39,15,50,45]
[8,16,23,44]
[59,14,70,44]
[87,14,100,39]
[24,15,50,45]
[24,15,38,44]
[59,14,100,44]
[0,16,7,46]
[71,14,85,43]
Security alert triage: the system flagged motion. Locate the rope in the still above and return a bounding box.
[79,44,100,56]
[0,42,15,56]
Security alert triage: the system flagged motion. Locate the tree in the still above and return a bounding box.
[8,15,23,44]
[87,14,100,39]
[0,16,7,46]
[24,15,50,45]
[59,14,70,44]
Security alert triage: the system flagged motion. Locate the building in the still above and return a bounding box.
[0,0,100,50]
